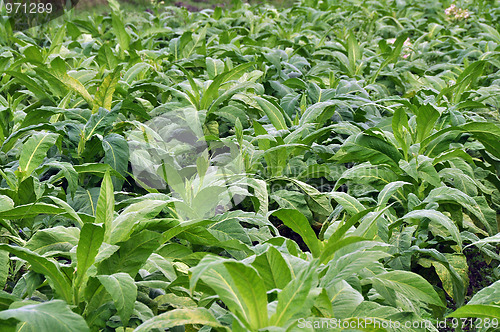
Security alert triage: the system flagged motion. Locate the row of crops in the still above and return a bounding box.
[0,0,500,330]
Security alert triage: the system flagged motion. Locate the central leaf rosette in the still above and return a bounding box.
[127,108,248,220]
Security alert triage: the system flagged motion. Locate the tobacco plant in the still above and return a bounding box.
[0,0,499,331]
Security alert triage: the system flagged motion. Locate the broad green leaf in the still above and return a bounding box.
[392,108,411,157]
[0,245,71,303]
[328,280,364,319]
[0,203,64,220]
[346,31,361,75]
[424,186,497,235]
[201,62,255,110]
[93,67,121,112]
[377,181,410,207]
[196,259,253,329]
[255,97,288,131]
[328,192,365,215]
[134,308,229,332]
[18,132,59,181]
[272,209,321,257]
[448,304,500,319]
[321,251,391,289]
[224,262,269,329]
[466,233,500,248]
[333,133,402,169]
[271,190,312,221]
[0,291,18,311]
[25,226,79,255]
[111,9,130,52]
[415,104,440,143]
[47,196,83,227]
[97,273,137,326]
[106,200,167,244]
[0,250,9,289]
[98,230,161,276]
[83,108,120,141]
[102,134,129,187]
[270,260,319,326]
[410,247,466,306]
[0,300,89,332]
[400,209,462,249]
[286,178,332,216]
[76,224,105,287]
[95,172,114,227]
[370,271,444,307]
[252,246,292,290]
[49,58,94,107]
[0,195,14,212]
[422,122,500,158]
[468,280,500,305]
[418,254,468,304]
[206,57,225,80]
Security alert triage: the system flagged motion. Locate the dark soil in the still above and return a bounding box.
[439,246,498,331]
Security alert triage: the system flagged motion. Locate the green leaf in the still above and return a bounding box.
[18,132,59,181]
[271,190,312,221]
[422,122,500,159]
[392,108,411,157]
[252,246,292,290]
[255,97,288,131]
[0,245,71,303]
[201,62,255,110]
[333,133,402,170]
[0,300,89,332]
[0,203,64,220]
[102,134,129,184]
[370,271,444,307]
[224,262,269,329]
[328,280,364,319]
[322,251,391,289]
[401,209,462,248]
[25,226,79,255]
[206,57,225,80]
[415,104,440,143]
[98,230,161,276]
[49,58,94,108]
[83,108,120,141]
[194,258,253,329]
[272,209,321,257]
[0,250,9,289]
[76,224,104,287]
[111,13,130,52]
[106,200,167,244]
[448,304,500,319]
[328,192,365,215]
[97,273,137,326]
[0,195,14,212]
[346,31,361,75]
[93,66,121,112]
[95,172,115,227]
[468,280,500,305]
[424,186,497,235]
[47,196,83,227]
[418,254,467,305]
[270,260,319,326]
[285,178,332,216]
[377,181,409,207]
[466,233,500,248]
[134,308,229,332]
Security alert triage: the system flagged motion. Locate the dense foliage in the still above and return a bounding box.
[0,0,500,330]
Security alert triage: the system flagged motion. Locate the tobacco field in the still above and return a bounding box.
[0,0,500,330]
